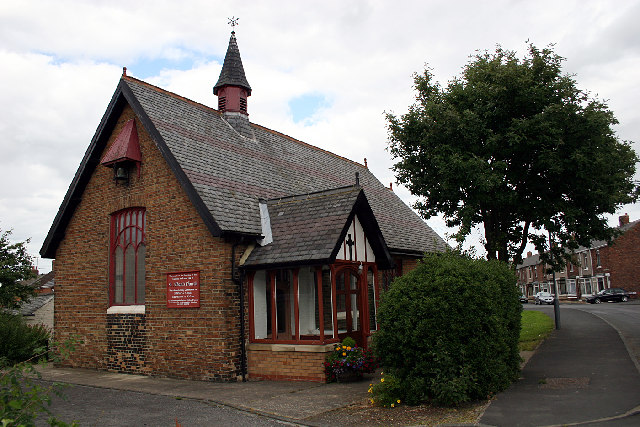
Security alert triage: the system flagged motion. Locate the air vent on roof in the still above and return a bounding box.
[239,97,247,114]
[218,96,227,112]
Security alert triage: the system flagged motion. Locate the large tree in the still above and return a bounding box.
[0,228,36,309]
[387,44,638,266]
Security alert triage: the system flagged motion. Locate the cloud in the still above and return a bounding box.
[1,0,639,270]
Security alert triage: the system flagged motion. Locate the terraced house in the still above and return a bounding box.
[41,31,447,382]
[517,214,640,301]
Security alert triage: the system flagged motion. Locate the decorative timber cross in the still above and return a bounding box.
[346,233,355,261]
[228,16,239,30]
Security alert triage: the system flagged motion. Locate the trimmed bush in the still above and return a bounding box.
[0,312,50,366]
[373,251,522,406]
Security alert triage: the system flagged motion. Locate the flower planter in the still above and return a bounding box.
[336,369,363,383]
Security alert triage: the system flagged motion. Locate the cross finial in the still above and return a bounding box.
[228,16,239,30]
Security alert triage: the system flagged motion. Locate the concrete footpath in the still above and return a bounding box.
[36,365,373,424]
[480,306,640,426]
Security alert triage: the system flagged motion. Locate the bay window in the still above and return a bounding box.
[249,264,379,344]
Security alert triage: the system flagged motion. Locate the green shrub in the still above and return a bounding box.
[0,312,51,367]
[341,336,356,348]
[373,251,522,406]
[369,372,403,408]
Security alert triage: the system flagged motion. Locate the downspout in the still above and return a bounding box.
[231,239,247,382]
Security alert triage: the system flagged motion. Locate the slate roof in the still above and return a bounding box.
[213,32,252,95]
[244,186,392,269]
[41,76,449,259]
[518,253,540,268]
[15,294,54,317]
[587,219,640,250]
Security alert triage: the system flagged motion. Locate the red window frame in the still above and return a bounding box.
[248,261,380,346]
[109,207,146,306]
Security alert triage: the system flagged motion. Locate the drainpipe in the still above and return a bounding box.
[231,239,247,382]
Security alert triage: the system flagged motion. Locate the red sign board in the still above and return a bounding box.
[167,271,200,308]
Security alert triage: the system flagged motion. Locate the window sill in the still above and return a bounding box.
[107,305,145,314]
[248,343,335,353]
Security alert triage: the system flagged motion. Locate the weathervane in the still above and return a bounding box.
[228,16,239,30]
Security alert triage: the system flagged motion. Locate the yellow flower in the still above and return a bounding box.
[381,378,385,382]
[342,352,347,356]
[391,403,395,408]
[368,388,372,393]
[370,398,374,404]
[346,346,351,350]
[397,399,401,404]
[369,383,373,387]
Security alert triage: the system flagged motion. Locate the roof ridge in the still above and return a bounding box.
[267,185,361,205]
[122,75,222,117]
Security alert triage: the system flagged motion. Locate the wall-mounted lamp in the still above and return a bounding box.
[358,262,363,274]
[114,163,130,186]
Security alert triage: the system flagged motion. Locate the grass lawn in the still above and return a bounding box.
[519,310,554,351]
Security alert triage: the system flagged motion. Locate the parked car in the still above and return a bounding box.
[534,291,555,305]
[585,288,631,304]
[519,295,528,303]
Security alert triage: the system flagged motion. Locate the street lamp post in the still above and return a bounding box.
[549,232,561,329]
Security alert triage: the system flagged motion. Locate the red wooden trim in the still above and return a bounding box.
[330,265,338,339]
[372,264,380,331]
[316,267,325,342]
[293,269,300,341]
[270,271,277,341]
[361,266,368,335]
[109,214,116,306]
[247,271,256,341]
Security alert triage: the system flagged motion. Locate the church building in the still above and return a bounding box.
[41,31,448,382]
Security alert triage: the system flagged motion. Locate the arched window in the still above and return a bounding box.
[110,208,146,305]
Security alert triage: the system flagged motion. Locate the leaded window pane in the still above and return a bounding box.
[124,245,136,304]
[115,246,124,304]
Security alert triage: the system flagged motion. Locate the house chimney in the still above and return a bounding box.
[619,213,630,227]
[389,183,393,191]
[527,251,532,258]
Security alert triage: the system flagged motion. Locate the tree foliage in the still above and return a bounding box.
[373,252,521,406]
[0,228,36,309]
[387,44,638,265]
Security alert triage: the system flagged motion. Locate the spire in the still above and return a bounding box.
[214,29,254,138]
[214,31,252,97]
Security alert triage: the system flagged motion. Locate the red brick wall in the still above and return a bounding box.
[247,347,330,382]
[54,104,247,380]
[599,223,640,296]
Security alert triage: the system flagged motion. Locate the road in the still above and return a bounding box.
[37,382,295,427]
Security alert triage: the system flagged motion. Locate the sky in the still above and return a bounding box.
[1,0,639,273]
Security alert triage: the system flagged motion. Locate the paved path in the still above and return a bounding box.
[481,305,640,426]
[36,366,375,425]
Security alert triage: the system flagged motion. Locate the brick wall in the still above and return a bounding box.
[247,346,330,382]
[600,223,640,296]
[55,104,248,380]
[106,313,148,374]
